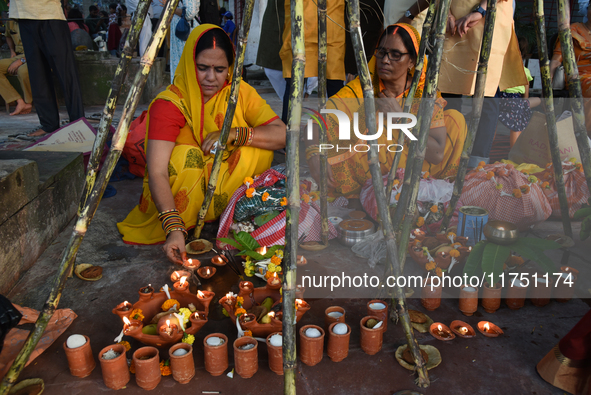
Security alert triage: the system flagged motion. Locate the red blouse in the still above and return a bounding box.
[147,99,186,142]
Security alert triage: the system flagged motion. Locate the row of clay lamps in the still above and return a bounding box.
[421,267,578,315]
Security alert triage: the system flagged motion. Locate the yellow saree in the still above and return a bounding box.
[118,25,279,245]
[323,24,467,197]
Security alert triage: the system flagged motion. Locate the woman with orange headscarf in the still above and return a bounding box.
[118,25,285,264]
[306,23,467,197]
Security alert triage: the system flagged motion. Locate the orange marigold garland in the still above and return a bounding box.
[425,261,436,271]
[130,309,144,321]
[243,177,254,187]
[449,249,460,258]
[416,217,425,227]
[280,197,288,206]
[430,205,438,213]
[435,267,443,277]
[245,187,255,198]
[520,184,530,194]
[423,171,430,179]
[512,189,522,198]
[302,194,310,204]
[161,299,180,311]
[262,192,270,202]
[160,360,172,376]
[486,171,494,180]
[118,341,131,352]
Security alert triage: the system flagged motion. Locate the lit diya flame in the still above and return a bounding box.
[438,324,442,331]
[268,311,275,318]
[296,298,304,308]
[187,259,194,267]
[193,312,201,320]
[460,326,468,335]
[206,268,210,275]
[484,322,490,331]
[197,290,205,298]
[180,276,187,286]
[260,246,267,255]
[123,316,131,326]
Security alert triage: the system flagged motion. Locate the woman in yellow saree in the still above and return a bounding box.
[307,23,467,197]
[118,25,285,263]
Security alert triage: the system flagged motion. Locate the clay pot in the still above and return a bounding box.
[360,316,383,355]
[266,332,283,375]
[99,344,129,390]
[327,322,351,362]
[421,277,442,311]
[459,285,478,316]
[367,300,388,331]
[169,343,195,384]
[555,271,577,302]
[299,325,325,366]
[63,335,95,378]
[133,346,161,391]
[203,333,228,376]
[233,337,258,378]
[530,276,552,307]
[434,251,452,269]
[505,279,528,310]
[138,286,154,302]
[324,306,345,332]
[481,282,502,313]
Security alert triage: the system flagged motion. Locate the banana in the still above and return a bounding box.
[573,207,591,220]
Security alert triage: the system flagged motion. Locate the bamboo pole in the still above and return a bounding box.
[387,1,436,219]
[193,0,255,238]
[439,0,498,232]
[78,0,151,213]
[283,0,305,391]
[0,2,179,393]
[533,0,573,237]
[317,0,329,246]
[347,0,430,387]
[556,0,591,198]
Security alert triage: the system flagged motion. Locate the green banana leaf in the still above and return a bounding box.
[482,243,511,285]
[463,241,487,277]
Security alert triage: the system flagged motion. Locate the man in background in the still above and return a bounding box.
[86,5,107,37]
[10,0,84,137]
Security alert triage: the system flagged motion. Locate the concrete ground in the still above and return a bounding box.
[2,79,590,395]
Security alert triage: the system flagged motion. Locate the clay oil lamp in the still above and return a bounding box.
[220,292,237,308]
[297,255,307,266]
[183,258,201,271]
[429,323,455,341]
[267,272,282,289]
[138,284,154,301]
[197,266,216,279]
[239,281,254,294]
[171,270,191,282]
[239,313,257,325]
[295,298,309,311]
[173,276,190,293]
[482,220,519,245]
[113,301,134,320]
[450,320,475,338]
[196,289,215,305]
[158,319,179,341]
[477,321,504,337]
[434,251,452,269]
[255,246,268,256]
[123,316,143,337]
[211,255,228,267]
[411,228,427,241]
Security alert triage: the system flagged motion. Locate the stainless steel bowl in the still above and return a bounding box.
[337,219,376,246]
[483,220,519,245]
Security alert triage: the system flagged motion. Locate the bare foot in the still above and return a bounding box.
[10,100,33,116]
[28,128,48,137]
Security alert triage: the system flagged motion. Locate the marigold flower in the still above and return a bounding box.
[449,249,461,258]
[271,255,282,265]
[262,192,270,202]
[569,157,578,164]
[311,192,319,201]
[244,177,254,186]
[423,171,430,179]
[476,166,484,171]
[161,299,180,312]
[512,189,522,198]
[542,181,550,189]
[118,341,131,352]
[435,267,443,277]
[160,360,172,376]
[478,161,486,167]
[486,171,494,180]
[495,183,503,190]
[264,270,274,279]
[246,187,255,198]
[182,333,195,345]
[280,197,288,206]
[129,360,136,374]
[520,184,531,194]
[302,194,310,204]
[267,263,278,272]
[507,255,525,266]
[528,175,538,183]
[425,261,436,271]
[497,169,507,177]
[395,193,401,201]
[416,217,425,227]
[576,163,583,172]
[235,307,247,316]
[393,179,400,186]
[244,267,255,277]
[300,183,307,190]
[430,205,438,213]
[244,330,253,337]
[179,307,191,324]
[130,309,144,321]
[236,296,244,306]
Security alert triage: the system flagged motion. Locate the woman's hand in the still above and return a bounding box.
[377,89,404,113]
[307,154,337,188]
[454,12,482,37]
[447,14,457,36]
[202,129,236,155]
[162,231,188,265]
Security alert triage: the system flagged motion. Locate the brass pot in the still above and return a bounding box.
[483,220,519,245]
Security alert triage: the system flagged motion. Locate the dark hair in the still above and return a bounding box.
[67,9,86,30]
[100,10,109,18]
[109,3,117,11]
[380,25,417,63]
[195,28,234,66]
[89,5,98,13]
[518,36,530,60]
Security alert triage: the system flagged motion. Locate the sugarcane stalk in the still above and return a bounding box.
[0,1,179,394]
[439,0,498,232]
[533,0,573,237]
[78,0,151,213]
[193,0,256,238]
[387,1,436,217]
[347,0,430,387]
[283,0,304,390]
[556,0,591,199]
[317,0,329,246]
